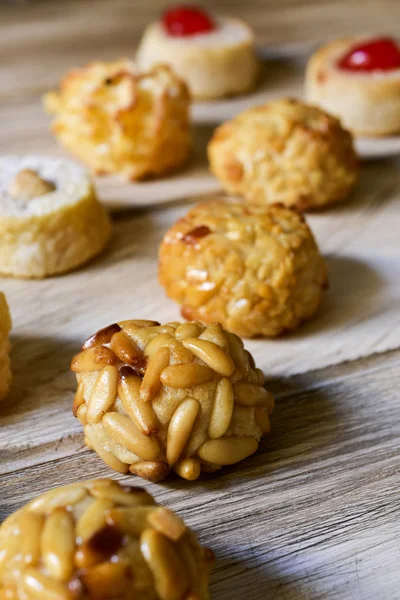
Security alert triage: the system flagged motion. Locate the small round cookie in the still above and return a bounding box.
[44,60,191,180]
[306,37,400,137]
[159,200,328,337]
[0,156,111,278]
[71,319,273,481]
[136,6,259,100]
[0,292,11,401]
[208,97,358,210]
[0,478,214,600]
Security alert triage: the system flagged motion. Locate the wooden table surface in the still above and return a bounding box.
[1,2,400,599]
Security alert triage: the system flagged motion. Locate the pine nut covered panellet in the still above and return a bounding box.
[71,320,274,481]
[0,478,213,600]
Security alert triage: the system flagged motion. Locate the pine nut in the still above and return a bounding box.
[181,338,234,376]
[41,508,75,581]
[106,506,154,536]
[233,382,274,411]
[144,333,173,357]
[86,366,118,424]
[199,322,229,349]
[89,482,155,507]
[160,364,214,388]
[166,398,200,465]
[84,425,129,474]
[140,529,188,600]
[197,436,258,465]
[208,377,234,439]
[119,319,160,329]
[102,412,160,461]
[175,322,203,341]
[110,331,142,365]
[140,346,170,402]
[173,458,201,481]
[82,323,121,350]
[21,568,70,600]
[255,406,271,433]
[148,507,186,542]
[129,461,170,482]
[118,366,159,435]
[224,331,249,380]
[70,346,117,373]
[29,485,87,515]
[76,403,88,425]
[75,498,113,543]
[72,379,85,417]
[13,511,44,566]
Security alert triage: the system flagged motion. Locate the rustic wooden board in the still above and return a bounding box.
[2,350,400,599]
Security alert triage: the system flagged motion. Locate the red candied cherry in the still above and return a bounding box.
[338,37,400,72]
[163,5,215,37]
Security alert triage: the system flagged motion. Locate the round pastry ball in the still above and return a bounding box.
[159,199,328,337]
[0,292,11,401]
[208,97,358,210]
[305,37,400,136]
[0,478,214,600]
[71,319,273,481]
[0,155,111,278]
[137,10,259,100]
[44,60,191,180]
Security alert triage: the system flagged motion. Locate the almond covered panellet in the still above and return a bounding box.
[71,320,274,482]
[0,478,214,600]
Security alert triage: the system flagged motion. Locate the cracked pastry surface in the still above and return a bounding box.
[0,155,111,279]
[71,319,273,481]
[44,60,191,180]
[0,292,11,401]
[0,478,214,600]
[305,37,400,136]
[208,97,358,210]
[137,16,259,100]
[159,199,328,337]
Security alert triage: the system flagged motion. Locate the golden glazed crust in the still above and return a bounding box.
[159,200,328,338]
[0,292,11,401]
[44,61,191,180]
[71,319,273,481]
[136,18,260,100]
[305,38,400,136]
[0,478,213,600]
[208,98,358,210]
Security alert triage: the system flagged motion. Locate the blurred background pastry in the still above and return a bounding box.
[71,319,273,480]
[137,5,259,99]
[0,292,11,401]
[159,199,328,337]
[306,37,400,137]
[208,98,358,210]
[0,478,214,600]
[44,61,191,180]
[0,155,111,278]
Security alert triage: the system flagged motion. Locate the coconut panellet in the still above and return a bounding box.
[44,60,191,180]
[159,199,328,338]
[0,292,12,401]
[71,320,273,481]
[0,155,111,278]
[0,478,214,600]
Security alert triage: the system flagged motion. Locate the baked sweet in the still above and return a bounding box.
[0,292,11,400]
[71,319,273,481]
[44,61,191,180]
[159,199,328,337]
[136,5,259,100]
[208,97,358,210]
[305,37,400,137]
[0,156,111,278]
[0,478,214,600]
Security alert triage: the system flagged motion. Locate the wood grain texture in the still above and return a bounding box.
[1,350,399,599]
[1,2,400,599]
